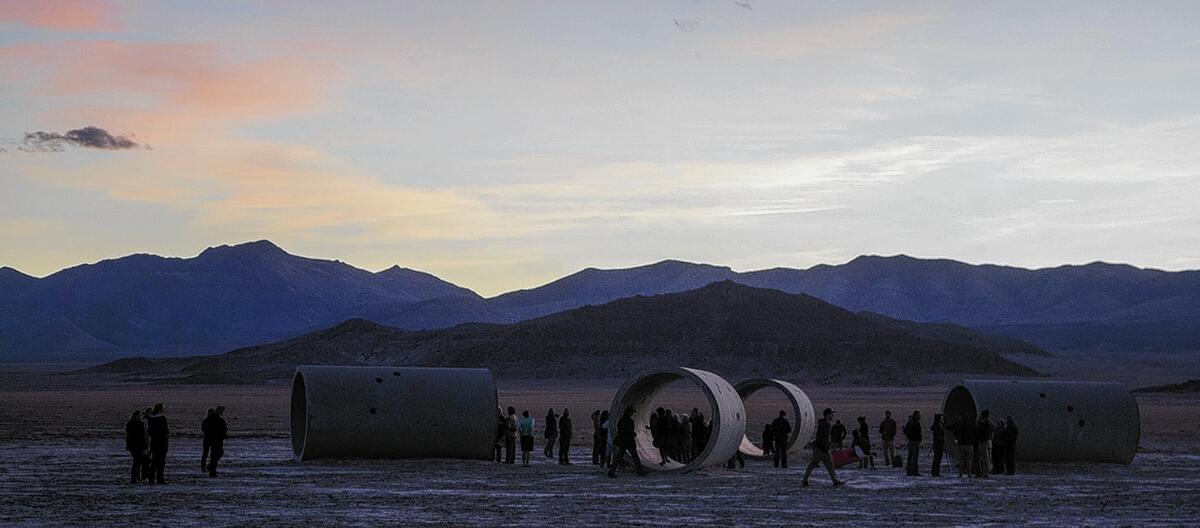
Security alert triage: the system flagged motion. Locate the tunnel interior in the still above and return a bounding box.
[290,372,307,458]
[943,385,978,424]
[737,382,792,458]
[614,370,721,471]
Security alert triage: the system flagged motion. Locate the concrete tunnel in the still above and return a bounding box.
[608,366,746,473]
[291,365,498,461]
[734,378,816,459]
[942,380,1140,464]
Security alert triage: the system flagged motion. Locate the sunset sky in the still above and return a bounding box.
[2,1,1199,295]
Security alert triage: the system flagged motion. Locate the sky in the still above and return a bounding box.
[2,1,1199,296]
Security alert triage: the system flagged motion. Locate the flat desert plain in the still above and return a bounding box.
[1,364,1199,527]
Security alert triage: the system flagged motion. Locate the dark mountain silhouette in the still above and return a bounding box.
[0,241,477,361]
[5,242,1199,361]
[88,282,1040,384]
[1134,379,1200,394]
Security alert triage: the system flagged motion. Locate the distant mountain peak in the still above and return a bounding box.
[198,240,288,259]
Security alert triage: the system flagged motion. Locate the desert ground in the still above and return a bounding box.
[2,363,1199,527]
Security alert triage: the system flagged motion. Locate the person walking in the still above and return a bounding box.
[802,408,843,488]
[903,410,922,476]
[124,411,147,484]
[504,406,518,464]
[974,410,993,478]
[518,410,535,467]
[608,406,647,478]
[205,406,227,477]
[951,413,975,477]
[930,413,945,477]
[145,403,170,484]
[1003,416,1019,475]
[558,408,573,465]
[200,408,215,473]
[543,409,558,459]
[831,419,847,449]
[770,410,792,468]
[879,411,897,468]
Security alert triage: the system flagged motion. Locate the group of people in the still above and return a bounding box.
[497,407,614,467]
[950,409,1019,477]
[648,407,712,465]
[122,403,227,484]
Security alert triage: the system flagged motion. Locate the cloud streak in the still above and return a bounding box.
[19,126,144,152]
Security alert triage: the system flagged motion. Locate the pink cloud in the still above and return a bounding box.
[0,0,118,31]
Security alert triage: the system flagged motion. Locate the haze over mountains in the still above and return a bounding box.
[91,282,1038,384]
[2,240,1198,361]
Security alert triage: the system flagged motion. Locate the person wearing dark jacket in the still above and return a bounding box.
[142,407,153,481]
[974,410,993,478]
[205,406,228,477]
[591,410,608,465]
[930,414,945,477]
[879,411,897,468]
[951,413,975,477]
[145,403,170,484]
[558,409,573,465]
[770,411,792,468]
[830,420,847,449]
[125,411,147,484]
[856,416,871,453]
[991,418,1006,474]
[608,407,647,478]
[493,408,505,463]
[903,411,922,476]
[504,406,518,464]
[1003,416,1019,475]
[802,408,843,488]
[761,423,774,457]
[544,409,558,459]
[200,408,215,473]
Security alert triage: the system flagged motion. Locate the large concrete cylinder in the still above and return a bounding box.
[291,366,498,461]
[734,378,816,459]
[942,379,1140,464]
[608,366,746,473]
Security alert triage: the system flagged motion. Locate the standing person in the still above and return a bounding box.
[493,408,505,463]
[761,423,774,457]
[649,408,666,465]
[145,403,170,484]
[951,413,975,477]
[200,408,215,473]
[592,410,609,465]
[831,419,847,449]
[142,407,153,482]
[1003,416,1019,475]
[991,418,1006,475]
[903,411,922,476]
[504,406,518,465]
[802,408,843,488]
[930,414,945,477]
[856,416,871,457]
[124,411,147,484]
[544,409,558,459]
[974,410,992,478]
[608,406,647,478]
[770,410,792,468]
[879,411,897,468]
[518,411,535,467]
[205,406,228,477]
[690,409,705,460]
[558,408,573,465]
[679,414,694,462]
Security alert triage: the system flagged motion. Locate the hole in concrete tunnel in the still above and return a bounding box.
[376,377,383,384]
[1039,393,1046,399]
[369,407,377,415]
[1067,405,1074,413]
[393,371,400,376]
[290,372,307,458]
[743,387,793,456]
[944,385,978,422]
[645,379,716,467]
[1079,419,1086,427]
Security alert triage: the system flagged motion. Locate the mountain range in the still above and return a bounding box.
[2,240,1198,361]
[88,282,1038,384]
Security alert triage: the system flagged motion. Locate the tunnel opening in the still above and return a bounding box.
[290,372,307,458]
[735,378,814,460]
[943,385,977,423]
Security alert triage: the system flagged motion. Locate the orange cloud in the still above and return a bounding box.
[4,40,335,141]
[0,0,118,31]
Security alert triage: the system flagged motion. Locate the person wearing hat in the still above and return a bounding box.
[802,408,844,488]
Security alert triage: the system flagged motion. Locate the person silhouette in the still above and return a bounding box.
[145,403,170,484]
